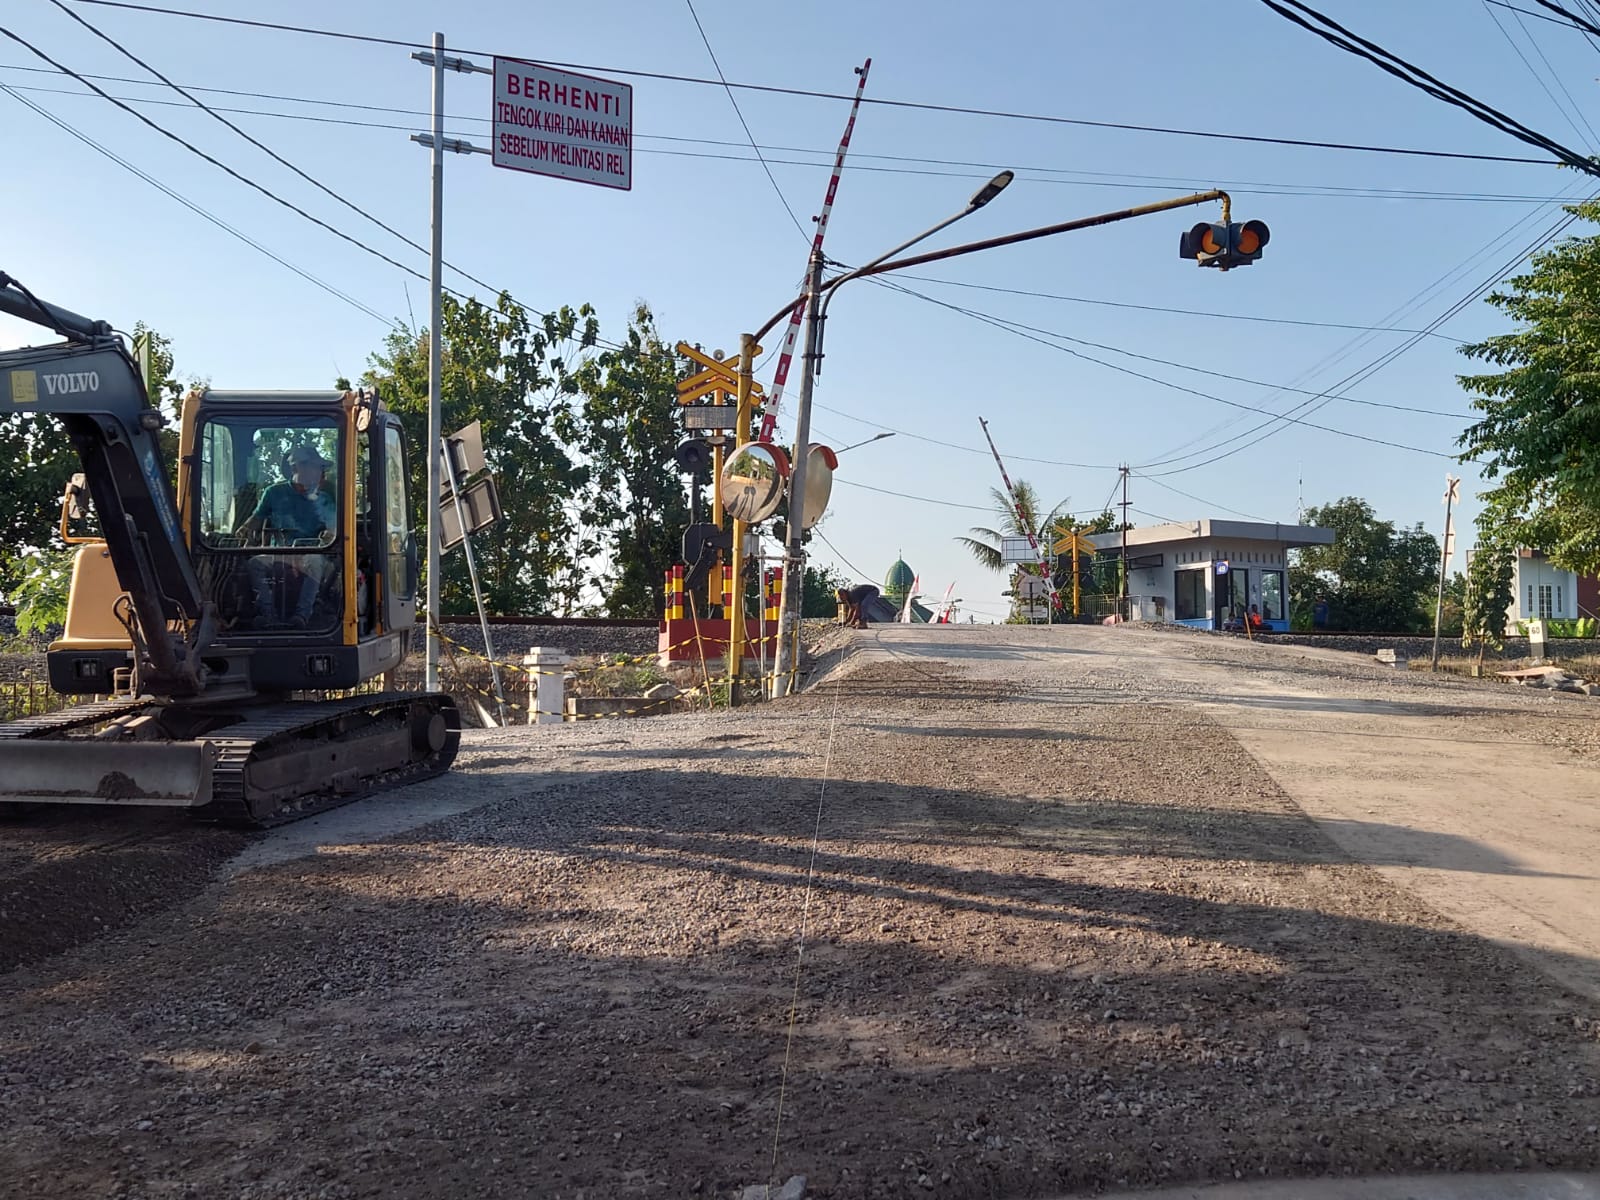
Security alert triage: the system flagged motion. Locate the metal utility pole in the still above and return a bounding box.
[409,34,487,691]
[1430,475,1460,671]
[1119,465,1131,615]
[770,251,825,699]
[424,31,445,692]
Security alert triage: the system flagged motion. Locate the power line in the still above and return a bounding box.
[40,0,453,274]
[1531,0,1600,36]
[1486,0,1592,28]
[874,280,1473,419]
[64,0,1567,167]
[881,272,1468,341]
[1505,2,1600,146]
[0,83,392,323]
[681,0,808,244]
[1481,0,1599,150]
[22,9,635,357]
[1138,207,1582,477]
[1132,474,1270,522]
[811,528,874,584]
[868,277,1462,459]
[0,22,431,287]
[810,402,1116,470]
[831,477,994,512]
[1260,0,1600,177]
[1136,184,1590,470]
[3,65,1587,206]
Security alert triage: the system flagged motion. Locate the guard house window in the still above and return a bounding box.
[1538,584,1554,619]
[1175,568,1207,620]
[1259,569,1285,621]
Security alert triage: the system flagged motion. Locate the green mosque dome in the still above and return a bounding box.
[884,556,915,597]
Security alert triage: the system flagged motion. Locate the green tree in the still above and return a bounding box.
[569,303,690,617]
[1462,530,1516,666]
[801,562,849,617]
[957,482,1067,573]
[1437,570,1467,639]
[361,295,599,615]
[1458,199,1600,575]
[11,545,75,634]
[956,482,1114,618]
[0,323,190,604]
[1292,497,1440,632]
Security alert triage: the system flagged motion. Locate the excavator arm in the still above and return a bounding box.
[0,273,213,695]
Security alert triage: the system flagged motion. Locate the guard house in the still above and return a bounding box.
[1086,519,1335,632]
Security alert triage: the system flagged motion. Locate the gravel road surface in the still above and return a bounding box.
[1,623,1597,1200]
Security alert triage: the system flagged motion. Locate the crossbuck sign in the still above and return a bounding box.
[492,58,632,190]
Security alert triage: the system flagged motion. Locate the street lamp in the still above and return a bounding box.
[746,185,1242,700]
[834,431,896,454]
[769,173,1015,697]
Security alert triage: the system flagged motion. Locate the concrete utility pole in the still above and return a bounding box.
[770,250,826,699]
[1119,465,1131,615]
[1430,475,1460,671]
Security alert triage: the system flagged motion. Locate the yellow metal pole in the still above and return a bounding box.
[1072,541,1080,619]
[709,433,726,614]
[727,334,758,705]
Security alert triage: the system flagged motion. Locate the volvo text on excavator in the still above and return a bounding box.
[0,273,459,824]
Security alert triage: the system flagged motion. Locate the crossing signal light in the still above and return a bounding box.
[1180,222,1229,267]
[1179,219,1271,269]
[1231,219,1269,265]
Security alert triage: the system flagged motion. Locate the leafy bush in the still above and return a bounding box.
[11,547,74,636]
[1541,617,1598,638]
[586,656,668,697]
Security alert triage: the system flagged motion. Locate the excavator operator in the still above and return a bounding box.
[236,444,336,628]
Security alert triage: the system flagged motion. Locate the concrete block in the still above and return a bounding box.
[523,647,567,724]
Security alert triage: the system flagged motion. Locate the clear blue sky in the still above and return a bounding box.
[2,0,1594,620]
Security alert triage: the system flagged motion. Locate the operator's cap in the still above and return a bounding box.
[286,444,330,469]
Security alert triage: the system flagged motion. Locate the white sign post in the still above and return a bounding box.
[492,59,632,190]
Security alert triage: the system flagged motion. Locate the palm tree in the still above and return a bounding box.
[956,482,1073,573]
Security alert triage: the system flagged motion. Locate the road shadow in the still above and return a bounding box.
[865,724,1108,743]
[4,759,1598,1200]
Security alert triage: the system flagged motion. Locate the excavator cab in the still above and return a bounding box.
[51,389,421,697]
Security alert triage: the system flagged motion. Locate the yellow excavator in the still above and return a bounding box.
[0,272,459,824]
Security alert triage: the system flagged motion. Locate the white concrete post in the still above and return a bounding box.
[523,647,568,725]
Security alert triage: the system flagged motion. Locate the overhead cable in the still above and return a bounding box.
[0,83,391,323]
[64,0,1565,167]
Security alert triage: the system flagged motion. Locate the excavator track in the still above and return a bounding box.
[0,692,460,827]
[0,696,151,741]
[201,692,460,826]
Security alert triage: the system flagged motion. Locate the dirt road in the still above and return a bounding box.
[840,623,1600,1001]
[1,625,1597,1199]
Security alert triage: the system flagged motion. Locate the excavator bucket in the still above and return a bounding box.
[0,739,215,806]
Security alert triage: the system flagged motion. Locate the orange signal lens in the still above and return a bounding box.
[1199,226,1224,254]
[1235,227,1261,255]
